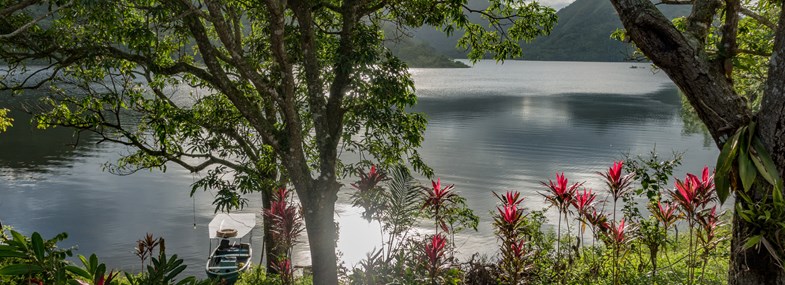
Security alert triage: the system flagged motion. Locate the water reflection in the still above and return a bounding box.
[1,61,718,274]
[0,95,99,178]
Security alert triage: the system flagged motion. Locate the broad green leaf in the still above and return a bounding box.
[96,263,106,280]
[773,179,785,204]
[78,255,89,269]
[89,253,98,272]
[0,249,26,258]
[31,232,45,261]
[716,171,731,204]
[65,265,91,280]
[751,137,782,186]
[0,245,19,252]
[165,264,186,281]
[717,129,741,173]
[0,264,43,275]
[739,151,757,192]
[743,235,763,249]
[10,231,28,251]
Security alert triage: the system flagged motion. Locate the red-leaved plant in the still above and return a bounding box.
[493,191,530,284]
[422,178,457,234]
[351,165,388,221]
[541,173,582,263]
[263,187,304,280]
[423,233,448,284]
[668,166,717,285]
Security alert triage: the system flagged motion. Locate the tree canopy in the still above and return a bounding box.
[0,0,557,284]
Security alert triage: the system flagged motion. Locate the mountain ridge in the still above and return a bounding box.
[404,0,691,62]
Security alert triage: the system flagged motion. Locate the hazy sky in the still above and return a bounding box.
[543,0,576,10]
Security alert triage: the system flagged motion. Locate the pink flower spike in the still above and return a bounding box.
[510,239,527,258]
[497,205,521,225]
[611,219,627,244]
[572,188,596,213]
[425,234,447,264]
[610,161,624,184]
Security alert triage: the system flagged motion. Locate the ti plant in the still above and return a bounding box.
[540,172,581,268]
[493,191,531,284]
[262,187,304,283]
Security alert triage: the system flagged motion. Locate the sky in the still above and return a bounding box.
[542,0,576,10]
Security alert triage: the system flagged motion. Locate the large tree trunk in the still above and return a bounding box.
[299,180,340,285]
[261,187,279,272]
[728,212,785,284]
[608,0,785,284]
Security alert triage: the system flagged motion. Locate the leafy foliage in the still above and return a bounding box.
[0,108,12,132]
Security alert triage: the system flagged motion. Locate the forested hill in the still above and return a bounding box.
[521,0,691,61]
[408,0,691,62]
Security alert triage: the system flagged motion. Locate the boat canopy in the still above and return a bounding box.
[208,213,256,239]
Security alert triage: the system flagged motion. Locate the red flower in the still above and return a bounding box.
[610,219,628,244]
[609,161,623,183]
[572,188,597,214]
[510,239,527,258]
[423,178,456,211]
[263,187,305,253]
[697,206,721,244]
[699,166,715,190]
[351,165,386,192]
[424,234,447,265]
[598,161,634,201]
[273,258,293,277]
[690,166,716,206]
[495,191,524,206]
[671,176,699,216]
[653,201,679,229]
[96,270,118,285]
[541,173,581,213]
[497,204,522,225]
[585,209,610,233]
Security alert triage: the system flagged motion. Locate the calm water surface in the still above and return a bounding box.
[0,60,717,276]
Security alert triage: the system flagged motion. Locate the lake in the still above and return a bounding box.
[0,60,718,277]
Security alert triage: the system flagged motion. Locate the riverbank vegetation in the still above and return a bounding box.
[1,153,733,284]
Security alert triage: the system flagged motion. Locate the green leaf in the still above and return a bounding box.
[751,137,782,186]
[739,150,757,192]
[716,130,742,203]
[743,235,763,249]
[0,250,26,258]
[78,255,89,269]
[89,253,98,272]
[0,264,44,275]
[31,232,45,261]
[10,231,28,251]
[718,128,742,173]
[96,263,106,280]
[165,264,186,281]
[66,265,91,280]
[774,182,784,204]
[716,171,731,204]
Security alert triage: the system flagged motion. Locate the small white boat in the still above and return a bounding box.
[205,213,255,284]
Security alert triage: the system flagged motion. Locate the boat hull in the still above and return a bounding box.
[205,241,252,284]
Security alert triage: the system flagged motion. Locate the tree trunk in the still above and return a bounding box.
[729,6,785,285]
[300,180,340,285]
[261,186,279,272]
[608,1,785,284]
[728,211,785,284]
